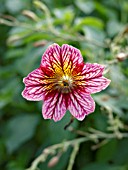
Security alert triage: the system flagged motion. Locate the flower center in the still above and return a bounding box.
[55,75,74,93]
[63,81,69,87]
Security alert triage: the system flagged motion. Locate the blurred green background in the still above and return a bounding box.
[0,0,128,170]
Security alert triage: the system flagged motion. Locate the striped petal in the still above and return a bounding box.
[22,68,45,101]
[78,63,111,93]
[41,43,62,74]
[41,44,84,76]
[85,77,111,93]
[42,92,68,121]
[61,44,84,73]
[68,89,95,121]
[82,63,104,78]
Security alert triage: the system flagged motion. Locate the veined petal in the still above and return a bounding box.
[22,68,45,101]
[78,63,111,93]
[22,43,111,122]
[68,89,95,121]
[61,44,83,64]
[42,92,68,122]
[82,63,104,79]
[84,77,111,93]
[61,44,84,74]
[41,43,84,76]
[41,43,62,73]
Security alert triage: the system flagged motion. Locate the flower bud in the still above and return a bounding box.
[116,52,128,61]
[33,40,48,47]
[48,156,60,168]
[22,10,39,21]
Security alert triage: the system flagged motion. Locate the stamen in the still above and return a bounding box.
[63,81,69,87]
[54,74,74,93]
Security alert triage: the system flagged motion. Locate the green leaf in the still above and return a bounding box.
[0,139,6,163]
[5,0,24,14]
[5,48,25,59]
[0,78,20,110]
[107,20,124,37]
[15,45,45,75]
[82,26,105,43]
[113,138,128,164]
[53,7,74,23]
[0,66,16,79]
[95,2,117,20]
[5,0,30,14]
[81,163,127,170]
[6,161,24,170]
[94,93,124,117]
[74,17,104,30]
[75,0,94,14]
[109,65,128,95]
[96,139,117,163]
[48,111,78,144]
[5,114,40,153]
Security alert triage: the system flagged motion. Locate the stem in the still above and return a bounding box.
[64,116,74,130]
[26,132,128,170]
[33,0,59,35]
[28,154,46,170]
[67,144,79,170]
[0,18,38,31]
[33,0,106,48]
[91,138,110,150]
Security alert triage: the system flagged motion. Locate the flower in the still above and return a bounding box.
[22,43,110,122]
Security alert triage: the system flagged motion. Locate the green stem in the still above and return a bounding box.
[33,0,106,48]
[26,132,128,170]
[67,144,79,170]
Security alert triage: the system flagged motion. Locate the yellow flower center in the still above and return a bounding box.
[55,74,74,93]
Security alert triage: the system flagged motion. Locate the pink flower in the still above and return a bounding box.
[22,43,110,122]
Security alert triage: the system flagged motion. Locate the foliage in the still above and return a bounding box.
[0,0,128,170]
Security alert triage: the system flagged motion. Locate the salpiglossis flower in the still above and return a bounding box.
[22,43,110,122]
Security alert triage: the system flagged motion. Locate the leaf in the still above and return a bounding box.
[5,114,40,153]
[81,163,127,170]
[113,138,128,164]
[74,17,104,30]
[5,0,31,14]
[48,111,78,144]
[109,65,128,95]
[5,48,25,59]
[53,7,74,23]
[93,93,124,117]
[15,44,45,75]
[96,139,117,163]
[82,26,105,42]
[75,0,94,14]
[6,161,24,170]
[0,139,6,163]
[0,78,20,110]
[0,66,16,79]
[107,20,124,37]
[95,2,117,20]
[5,0,24,14]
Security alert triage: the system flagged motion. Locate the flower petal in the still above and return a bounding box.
[61,44,83,66]
[41,43,84,76]
[82,63,104,79]
[78,63,111,93]
[41,43,61,73]
[42,92,68,122]
[61,44,84,75]
[22,68,45,101]
[68,89,95,121]
[84,77,111,93]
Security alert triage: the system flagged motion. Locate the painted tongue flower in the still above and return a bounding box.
[22,43,110,122]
